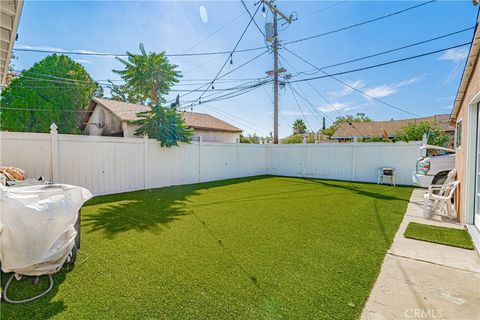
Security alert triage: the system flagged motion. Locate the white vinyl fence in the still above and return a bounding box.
[0,126,422,195]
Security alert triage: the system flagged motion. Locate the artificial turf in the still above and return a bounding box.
[404,222,474,250]
[1,176,413,319]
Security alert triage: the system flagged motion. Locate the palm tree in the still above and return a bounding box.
[292,119,307,135]
[112,43,181,105]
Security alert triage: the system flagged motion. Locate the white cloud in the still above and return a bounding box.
[363,75,425,99]
[280,110,313,116]
[74,59,92,64]
[364,85,398,99]
[439,47,469,63]
[318,102,352,113]
[74,49,112,55]
[15,44,65,52]
[438,48,468,84]
[329,80,365,97]
[14,44,114,57]
[395,74,425,87]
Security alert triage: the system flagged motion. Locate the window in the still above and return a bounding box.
[456,120,462,148]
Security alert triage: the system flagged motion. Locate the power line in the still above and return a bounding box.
[0,107,91,113]
[288,26,475,75]
[288,84,313,131]
[193,3,262,106]
[13,45,266,58]
[284,47,422,117]
[16,69,264,87]
[178,3,256,57]
[202,103,269,133]
[287,42,471,85]
[184,79,270,108]
[13,77,267,93]
[174,49,270,105]
[285,0,438,45]
[279,54,341,120]
[288,82,333,125]
[262,84,290,129]
[14,56,271,95]
[181,36,263,76]
[279,53,367,137]
[12,1,438,61]
[292,83,367,137]
[297,1,349,20]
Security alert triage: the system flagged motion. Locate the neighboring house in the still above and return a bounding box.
[0,0,23,86]
[80,97,242,143]
[331,114,454,143]
[450,8,480,248]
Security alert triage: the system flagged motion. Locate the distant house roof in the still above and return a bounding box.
[81,97,242,133]
[331,114,453,139]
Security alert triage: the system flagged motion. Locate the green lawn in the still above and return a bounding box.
[1,176,412,319]
[404,222,474,250]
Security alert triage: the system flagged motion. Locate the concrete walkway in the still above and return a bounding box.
[361,189,480,320]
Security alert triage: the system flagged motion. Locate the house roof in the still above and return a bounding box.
[81,97,242,133]
[451,10,480,120]
[331,114,453,139]
[1,0,23,85]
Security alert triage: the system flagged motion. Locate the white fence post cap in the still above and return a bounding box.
[50,123,58,133]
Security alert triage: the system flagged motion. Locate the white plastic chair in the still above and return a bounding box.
[423,169,459,219]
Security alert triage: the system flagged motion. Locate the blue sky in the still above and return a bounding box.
[12,1,479,137]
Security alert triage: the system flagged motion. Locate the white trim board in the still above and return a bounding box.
[466,224,480,256]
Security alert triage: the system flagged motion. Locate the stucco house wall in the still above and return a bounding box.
[191,130,239,143]
[85,105,122,136]
[82,100,242,143]
[454,56,480,224]
[121,122,240,143]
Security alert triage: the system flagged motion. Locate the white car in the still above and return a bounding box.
[412,145,455,188]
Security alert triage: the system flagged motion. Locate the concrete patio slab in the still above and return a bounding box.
[361,188,480,320]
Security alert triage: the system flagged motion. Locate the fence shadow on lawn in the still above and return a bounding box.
[81,175,272,238]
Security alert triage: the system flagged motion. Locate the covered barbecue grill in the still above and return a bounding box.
[0,179,92,303]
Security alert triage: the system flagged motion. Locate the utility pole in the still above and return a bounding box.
[263,1,293,144]
[273,11,279,144]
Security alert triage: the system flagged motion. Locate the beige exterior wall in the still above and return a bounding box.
[454,55,480,224]
[85,105,122,136]
[121,124,240,143]
[86,109,240,143]
[192,130,240,143]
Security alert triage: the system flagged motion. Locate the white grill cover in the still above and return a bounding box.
[0,184,92,276]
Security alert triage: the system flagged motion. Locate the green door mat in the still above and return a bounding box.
[404,222,474,250]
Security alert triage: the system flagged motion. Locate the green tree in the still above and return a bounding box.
[111,44,191,147]
[111,43,181,105]
[0,54,101,133]
[134,106,193,147]
[395,121,448,146]
[283,133,315,144]
[292,119,307,135]
[321,113,372,137]
[240,133,259,144]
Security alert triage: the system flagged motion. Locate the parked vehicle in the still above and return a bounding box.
[412,145,455,188]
